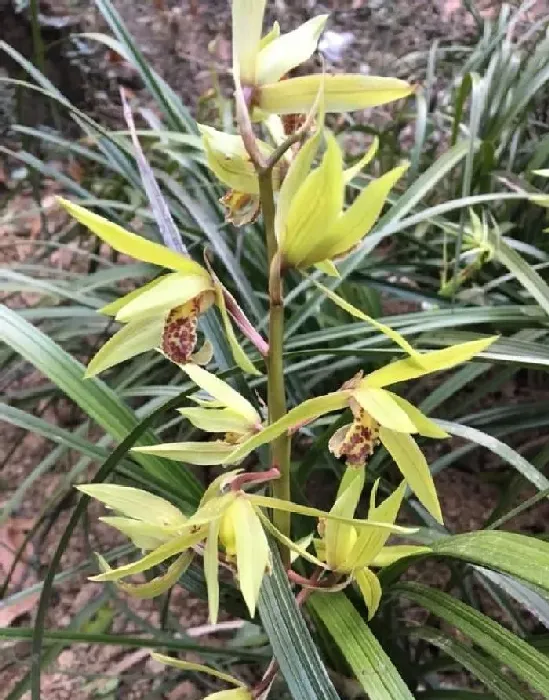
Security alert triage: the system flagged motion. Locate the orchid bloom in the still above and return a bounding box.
[316,470,407,618]
[57,198,266,376]
[223,336,498,523]
[82,471,414,623]
[199,124,284,226]
[134,363,264,465]
[231,0,413,117]
[276,129,407,273]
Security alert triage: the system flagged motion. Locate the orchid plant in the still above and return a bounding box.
[57,1,497,697]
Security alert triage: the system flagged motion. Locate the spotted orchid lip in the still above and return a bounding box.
[162,301,200,365]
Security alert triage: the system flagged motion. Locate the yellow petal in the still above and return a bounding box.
[77,484,186,527]
[203,691,252,700]
[85,316,164,377]
[259,21,280,50]
[182,363,260,425]
[256,15,328,85]
[115,273,213,322]
[371,545,431,567]
[258,74,414,114]
[232,0,266,83]
[133,441,237,466]
[89,528,206,582]
[315,260,340,277]
[346,482,407,569]
[257,511,324,568]
[324,469,364,571]
[388,393,448,439]
[379,428,443,524]
[99,516,180,550]
[96,551,192,599]
[204,519,221,624]
[179,406,253,435]
[249,494,415,537]
[201,130,260,195]
[343,137,379,184]
[352,387,418,434]
[320,163,409,261]
[99,276,169,317]
[363,336,499,389]
[275,126,323,245]
[56,197,206,276]
[151,654,246,689]
[355,568,382,619]
[282,132,344,268]
[308,277,420,360]
[231,498,270,617]
[223,392,350,465]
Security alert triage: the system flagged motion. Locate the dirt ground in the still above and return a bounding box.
[2,0,549,698]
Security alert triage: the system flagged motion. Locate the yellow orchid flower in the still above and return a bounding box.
[134,363,264,465]
[231,1,413,117]
[57,197,266,376]
[223,336,498,523]
[316,469,407,618]
[152,654,252,700]
[276,129,407,272]
[199,124,284,226]
[83,470,414,623]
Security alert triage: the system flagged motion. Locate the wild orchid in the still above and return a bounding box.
[68,2,501,697]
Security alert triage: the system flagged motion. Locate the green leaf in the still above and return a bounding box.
[411,627,528,700]
[258,545,340,700]
[396,583,549,696]
[431,531,549,593]
[0,305,201,504]
[438,420,549,492]
[309,592,414,699]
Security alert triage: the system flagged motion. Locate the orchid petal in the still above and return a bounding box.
[223,392,350,465]
[308,277,420,359]
[321,163,408,260]
[343,137,379,184]
[363,336,499,388]
[76,484,186,527]
[256,15,328,85]
[99,276,168,317]
[232,0,266,84]
[281,131,344,268]
[115,273,212,322]
[379,428,443,523]
[355,568,382,619]
[204,518,221,624]
[182,363,260,424]
[89,528,206,582]
[85,316,164,377]
[352,387,417,433]
[388,393,448,439]
[133,441,237,466]
[232,498,270,617]
[152,654,247,688]
[57,197,205,276]
[371,545,431,567]
[258,74,413,114]
[346,482,406,569]
[179,406,254,435]
[96,551,192,599]
[99,517,180,550]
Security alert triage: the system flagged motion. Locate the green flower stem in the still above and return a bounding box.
[259,168,291,566]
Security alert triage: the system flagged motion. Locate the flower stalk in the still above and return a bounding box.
[259,163,291,564]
